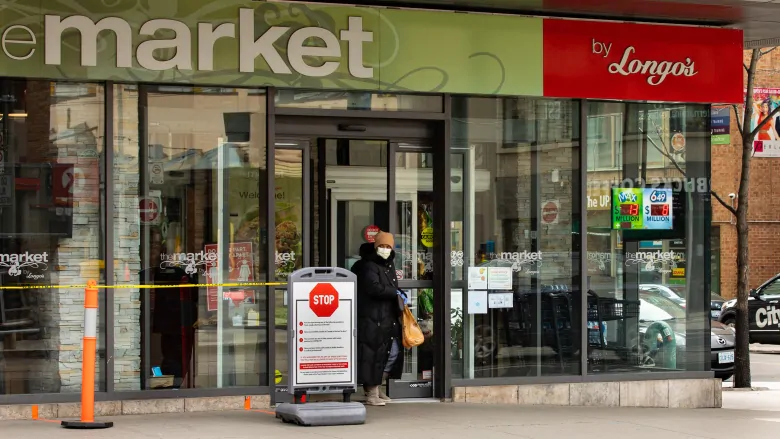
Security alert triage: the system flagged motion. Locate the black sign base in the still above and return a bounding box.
[61,420,114,429]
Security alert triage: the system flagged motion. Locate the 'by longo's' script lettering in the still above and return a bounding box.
[592,39,698,86]
[1,11,374,79]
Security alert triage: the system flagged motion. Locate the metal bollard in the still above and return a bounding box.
[61,280,113,429]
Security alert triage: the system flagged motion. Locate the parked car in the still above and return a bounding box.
[641,284,727,320]
[640,284,686,306]
[720,274,780,344]
[639,292,735,380]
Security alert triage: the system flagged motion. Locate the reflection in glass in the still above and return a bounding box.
[586,102,712,375]
[275,90,442,112]
[0,80,106,394]
[275,149,303,280]
[451,96,581,378]
[112,85,268,390]
[394,150,435,389]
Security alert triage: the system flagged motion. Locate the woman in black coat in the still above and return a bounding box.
[351,231,406,406]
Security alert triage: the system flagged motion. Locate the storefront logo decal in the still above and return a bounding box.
[498,251,542,274]
[160,250,217,275]
[28,12,374,78]
[0,252,48,278]
[624,250,683,273]
[587,252,611,271]
[450,251,464,267]
[597,42,698,86]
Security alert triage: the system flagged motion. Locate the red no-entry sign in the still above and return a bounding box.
[139,196,160,225]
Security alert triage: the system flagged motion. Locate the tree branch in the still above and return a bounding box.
[732,104,744,134]
[640,119,737,216]
[760,47,777,57]
[711,190,738,216]
[744,63,750,75]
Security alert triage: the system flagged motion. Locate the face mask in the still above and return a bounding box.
[377,248,392,260]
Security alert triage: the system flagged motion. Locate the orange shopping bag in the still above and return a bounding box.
[402,305,424,349]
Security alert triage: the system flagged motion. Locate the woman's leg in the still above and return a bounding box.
[379,339,400,401]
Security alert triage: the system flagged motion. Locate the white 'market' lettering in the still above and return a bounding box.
[608,46,697,86]
[35,9,374,78]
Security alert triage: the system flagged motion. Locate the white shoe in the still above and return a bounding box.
[364,386,386,406]
[378,387,392,402]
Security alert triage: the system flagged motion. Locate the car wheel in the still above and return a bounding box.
[473,325,497,365]
[723,317,736,329]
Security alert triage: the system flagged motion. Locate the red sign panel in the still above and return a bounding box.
[52,164,74,207]
[363,225,380,243]
[542,19,743,104]
[309,283,339,318]
[204,242,255,311]
[138,197,160,224]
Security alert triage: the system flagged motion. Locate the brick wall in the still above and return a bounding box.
[713,49,780,298]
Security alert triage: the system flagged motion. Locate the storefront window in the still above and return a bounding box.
[0,79,106,394]
[452,96,582,378]
[113,85,267,390]
[586,102,710,375]
[275,90,442,112]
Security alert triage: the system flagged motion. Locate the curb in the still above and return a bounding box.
[750,349,780,354]
[723,387,771,392]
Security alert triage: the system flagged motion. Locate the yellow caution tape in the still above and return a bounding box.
[0,282,286,290]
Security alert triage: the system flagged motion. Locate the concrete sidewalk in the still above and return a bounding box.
[2,401,780,439]
[750,343,780,354]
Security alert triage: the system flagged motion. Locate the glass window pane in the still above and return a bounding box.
[451,96,581,378]
[275,149,303,281]
[275,90,442,112]
[587,102,711,376]
[0,80,105,394]
[112,85,268,390]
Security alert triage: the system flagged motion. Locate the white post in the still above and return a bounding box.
[217,136,225,388]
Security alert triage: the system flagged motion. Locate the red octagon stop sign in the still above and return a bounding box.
[309,283,339,317]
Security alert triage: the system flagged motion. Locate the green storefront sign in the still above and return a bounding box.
[0,0,542,95]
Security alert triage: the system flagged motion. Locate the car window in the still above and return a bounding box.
[640,294,686,321]
[760,279,780,300]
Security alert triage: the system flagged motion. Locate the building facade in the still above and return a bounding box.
[712,50,780,299]
[0,0,742,413]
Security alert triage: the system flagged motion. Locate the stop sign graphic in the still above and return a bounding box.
[309,283,339,317]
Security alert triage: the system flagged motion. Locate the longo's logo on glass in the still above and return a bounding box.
[1,11,374,78]
[0,252,49,279]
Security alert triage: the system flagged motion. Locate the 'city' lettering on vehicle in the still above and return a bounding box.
[756,306,780,328]
[1,11,374,79]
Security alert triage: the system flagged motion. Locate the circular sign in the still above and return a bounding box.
[139,197,160,224]
[396,269,404,280]
[671,133,686,152]
[363,224,380,243]
[541,201,559,225]
[421,227,434,248]
[275,370,283,384]
[309,283,339,318]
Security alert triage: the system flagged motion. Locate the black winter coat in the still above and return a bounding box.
[351,243,404,386]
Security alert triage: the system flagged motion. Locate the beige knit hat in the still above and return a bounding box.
[374,231,394,248]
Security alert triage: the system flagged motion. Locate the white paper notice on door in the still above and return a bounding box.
[468,290,488,314]
[487,267,512,290]
[467,267,488,290]
[488,292,513,309]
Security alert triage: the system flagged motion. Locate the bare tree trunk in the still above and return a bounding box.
[733,49,759,388]
[733,135,752,388]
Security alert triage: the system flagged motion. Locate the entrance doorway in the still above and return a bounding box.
[272,116,440,401]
